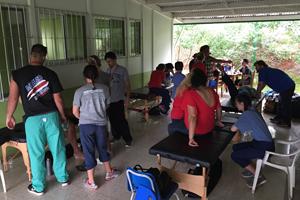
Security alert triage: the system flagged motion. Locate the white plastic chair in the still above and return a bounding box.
[252,138,300,200]
[0,159,7,192]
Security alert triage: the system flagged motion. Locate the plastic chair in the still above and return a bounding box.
[0,159,7,192]
[126,167,179,200]
[252,138,300,200]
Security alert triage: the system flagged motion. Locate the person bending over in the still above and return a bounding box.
[148,63,171,114]
[255,60,295,127]
[73,65,120,190]
[231,94,274,188]
[182,68,224,147]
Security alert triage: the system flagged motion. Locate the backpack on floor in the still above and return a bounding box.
[133,164,172,194]
[182,158,222,198]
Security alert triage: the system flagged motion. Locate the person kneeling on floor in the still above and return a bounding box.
[73,65,120,190]
[231,94,274,188]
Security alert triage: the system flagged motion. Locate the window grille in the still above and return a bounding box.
[129,20,141,56]
[38,8,87,64]
[0,4,28,101]
[94,17,125,58]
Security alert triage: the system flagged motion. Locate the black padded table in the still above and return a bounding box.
[149,131,234,168]
[130,87,154,100]
[0,123,26,145]
[221,95,265,113]
[149,129,234,200]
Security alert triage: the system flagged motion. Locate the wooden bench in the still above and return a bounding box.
[128,87,161,121]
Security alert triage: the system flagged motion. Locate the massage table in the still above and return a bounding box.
[149,128,234,200]
[0,123,31,181]
[221,95,265,113]
[128,87,161,121]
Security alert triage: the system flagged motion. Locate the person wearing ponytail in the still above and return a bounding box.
[88,55,110,87]
[73,65,120,190]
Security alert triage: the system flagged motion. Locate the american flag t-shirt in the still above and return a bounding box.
[25,75,50,101]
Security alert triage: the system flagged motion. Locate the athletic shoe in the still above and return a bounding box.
[61,180,70,187]
[241,170,254,178]
[125,141,132,148]
[84,179,98,190]
[27,184,44,196]
[246,175,267,188]
[105,169,121,181]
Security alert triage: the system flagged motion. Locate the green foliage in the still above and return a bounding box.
[174,21,300,68]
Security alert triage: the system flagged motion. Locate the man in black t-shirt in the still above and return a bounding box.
[6,44,69,195]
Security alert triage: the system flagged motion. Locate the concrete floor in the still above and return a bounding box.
[0,104,299,200]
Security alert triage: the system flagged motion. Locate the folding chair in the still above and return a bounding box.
[126,167,179,200]
[0,159,7,192]
[252,138,300,200]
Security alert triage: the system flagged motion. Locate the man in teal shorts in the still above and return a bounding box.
[6,44,69,195]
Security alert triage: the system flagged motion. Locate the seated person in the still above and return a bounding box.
[235,59,252,86]
[171,61,186,99]
[182,68,224,147]
[191,52,207,75]
[230,94,274,188]
[165,63,174,86]
[148,64,171,114]
[168,74,192,135]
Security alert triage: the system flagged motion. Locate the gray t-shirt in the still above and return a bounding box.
[107,65,129,103]
[73,83,110,126]
[95,70,110,87]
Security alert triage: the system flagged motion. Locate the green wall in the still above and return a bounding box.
[0,71,152,127]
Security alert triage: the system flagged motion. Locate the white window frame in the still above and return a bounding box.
[129,19,142,57]
[37,7,87,65]
[0,4,29,101]
[93,15,126,59]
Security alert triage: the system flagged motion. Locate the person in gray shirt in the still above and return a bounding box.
[88,55,110,87]
[105,51,133,147]
[73,65,120,189]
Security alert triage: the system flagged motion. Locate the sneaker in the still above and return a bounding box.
[125,141,132,148]
[241,170,254,178]
[246,175,267,188]
[84,179,98,190]
[105,169,121,181]
[61,180,70,187]
[27,184,44,196]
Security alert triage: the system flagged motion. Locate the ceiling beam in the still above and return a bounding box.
[161,0,300,12]
[173,5,300,18]
[145,0,207,4]
[177,14,300,24]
